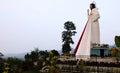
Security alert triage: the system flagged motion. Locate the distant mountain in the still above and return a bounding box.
[3,53,26,59]
[3,49,65,59]
[3,50,63,59]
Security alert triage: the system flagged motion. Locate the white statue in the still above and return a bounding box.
[88,2,100,47]
[74,2,100,60]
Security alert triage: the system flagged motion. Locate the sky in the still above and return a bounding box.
[0,0,120,54]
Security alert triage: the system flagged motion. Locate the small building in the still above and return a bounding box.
[90,44,109,57]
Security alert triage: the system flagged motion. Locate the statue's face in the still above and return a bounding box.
[90,4,96,10]
[90,5,93,10]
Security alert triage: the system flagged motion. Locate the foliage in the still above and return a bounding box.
[79,59,86,71]
[46,52,55,66]
[115,36,120,47]
[22,60,34,71]
[46,52,59,73]
[101,44,109,48]
[0,52,4,72]
[110,47,120,63]
[24,49,50,72]
[25,48,49,62]
[39,50,49,61]
[5,57,23,73]
[50,66,60,73]
[0,49,60,73]
[25,48,40,62]
[110,47,118,57]
[2,62,10,73]
[114,36,120,62]
[0,52,4,59]
[24,49,60,72]
[24,53,31,61]
[62,21,76,54]
[0,60,4,73]
[51,49,60,56]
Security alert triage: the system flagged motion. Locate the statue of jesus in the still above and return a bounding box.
[74,2,100,60]
[87,2,100,47]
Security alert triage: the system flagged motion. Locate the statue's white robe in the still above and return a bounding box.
[75,8,100,60]
[90,8,100,46]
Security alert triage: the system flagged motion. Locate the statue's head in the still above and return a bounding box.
[90,3,96,10]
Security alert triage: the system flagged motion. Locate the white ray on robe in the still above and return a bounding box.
[75,19,91,60]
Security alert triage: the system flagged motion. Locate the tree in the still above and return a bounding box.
[25,48,40,62]
[24,48,46,72]
[62,21,76,54]
[39,50,49,60]
[51,50,60,56]
[5,57,23,73]
[114,36,120,63]
[25,53,31,61]
[0,52,4,73]
[30,49,39,61]
[0,52,3,59]
[115,36,120,47]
